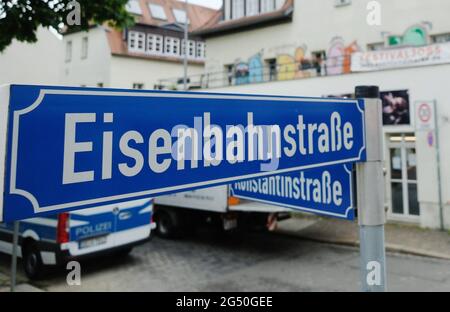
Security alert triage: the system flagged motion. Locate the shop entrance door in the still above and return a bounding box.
[387,134,420,221]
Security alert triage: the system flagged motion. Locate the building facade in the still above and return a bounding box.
[60,0,217,90]
[172,0,450,229]
[0,27,64,85]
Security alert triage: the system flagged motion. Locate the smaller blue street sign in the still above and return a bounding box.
[230,164,355,220]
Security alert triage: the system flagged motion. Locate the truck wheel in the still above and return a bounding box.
[22,242,45,280]
[155,210,179,239]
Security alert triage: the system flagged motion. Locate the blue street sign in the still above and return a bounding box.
[0,85,366,221]
[230,164,355,220]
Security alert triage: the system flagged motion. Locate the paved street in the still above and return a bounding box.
[2,230,449,292]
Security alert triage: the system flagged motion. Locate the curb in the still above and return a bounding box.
[275,229,450,261]
[0,283,44,292]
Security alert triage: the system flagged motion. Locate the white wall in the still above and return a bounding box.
[109,56,205,90]
[60,26,111,87]
[208,63,450,229]
[0,27,63,85]
[205,0,450,74]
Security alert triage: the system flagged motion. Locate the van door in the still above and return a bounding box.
[69,205,116,251]
[113,199,153,245]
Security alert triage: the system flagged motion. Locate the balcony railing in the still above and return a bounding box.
[155,54,351,90]
[155,42,450,90]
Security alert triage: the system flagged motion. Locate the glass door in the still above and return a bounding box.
[388,134,419,220]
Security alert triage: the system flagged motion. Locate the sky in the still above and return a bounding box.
[180,0,223,9]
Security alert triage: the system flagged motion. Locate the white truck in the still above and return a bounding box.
[153,186,291,238]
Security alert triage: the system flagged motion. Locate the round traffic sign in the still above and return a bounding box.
[418,103,432,123]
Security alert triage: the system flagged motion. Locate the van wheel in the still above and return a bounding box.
[22,242,45,280]
[155,210,179,239]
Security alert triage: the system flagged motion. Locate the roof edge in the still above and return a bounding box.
[192,3,294,37]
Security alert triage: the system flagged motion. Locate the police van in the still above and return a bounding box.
[0,198,155,279]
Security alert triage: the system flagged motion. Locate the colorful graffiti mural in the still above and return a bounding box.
[235,61,250,85]
[276,46,312,81]
[326,37,361,76]
[232,38,362,85]
[234,52,264,85]
[232,46,319,85]
[249,52,264,83]
[388,24,429,47]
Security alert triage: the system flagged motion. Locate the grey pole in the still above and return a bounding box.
[183,0,189,91]
[355,86,387,292]
[433,101,444,231]
[10,221,19,292]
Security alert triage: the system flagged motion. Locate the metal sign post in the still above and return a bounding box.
[355,86,387,292]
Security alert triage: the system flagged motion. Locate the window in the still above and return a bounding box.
[224,0,232,20]
[275,0,285,9]
[147,34,163,55]
[225,64,235,86]
[246,0,259,16]
[181,39,196,58]
[266,58,277,81]
[388,134,419,218]
[334,0,352,7]
[173,9,189,24]
[165,37,180,56]
[367,42,385,51]
[188,40,196,58]
[128,31,145,53]
[173,38,180,56]
[261,0,275,13]
[126,0,142,15]
[65,41,72,62]
[196,41,205,59]
[431,33,450,44]
[81,37,88,59]
[232,0,244,19]
[311,51,326,76]
[149,4,167,20]
[132,83,144,89]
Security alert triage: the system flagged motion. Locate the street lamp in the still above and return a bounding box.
[183,0,189,91]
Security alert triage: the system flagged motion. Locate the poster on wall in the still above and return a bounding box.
[326,90,411,126]
[351,42,450,72]
[381,90,410,126]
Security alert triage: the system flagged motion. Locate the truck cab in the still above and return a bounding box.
[154,186,291,238]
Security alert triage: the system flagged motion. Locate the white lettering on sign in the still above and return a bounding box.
[62,112,355,185]
[63,113,96,184]
[233,170,344,207]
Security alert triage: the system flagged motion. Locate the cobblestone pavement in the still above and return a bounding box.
[0,229,450,291]
[1,231,450,292]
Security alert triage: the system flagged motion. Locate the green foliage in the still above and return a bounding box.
[0,0,135,52]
